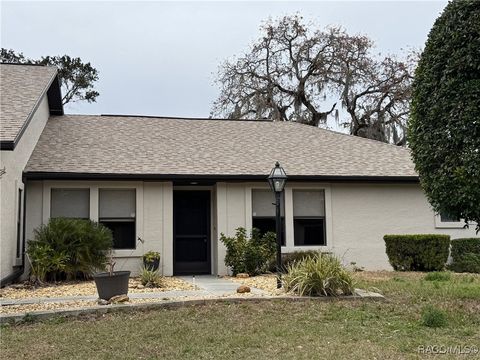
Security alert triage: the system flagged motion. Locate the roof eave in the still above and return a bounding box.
[2,72,64,151]
[23,171,419,183]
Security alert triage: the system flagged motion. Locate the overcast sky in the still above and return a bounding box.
[1,1,447,117]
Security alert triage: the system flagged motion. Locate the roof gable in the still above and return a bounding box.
[0,64,63,150]
[25,115,417,179]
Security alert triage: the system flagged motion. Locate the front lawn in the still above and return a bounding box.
[1,271,479,359]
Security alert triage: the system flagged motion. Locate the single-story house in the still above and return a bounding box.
[1,64,478,282]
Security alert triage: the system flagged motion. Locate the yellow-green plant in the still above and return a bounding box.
[283,253,354,296]
[139,266,162,288]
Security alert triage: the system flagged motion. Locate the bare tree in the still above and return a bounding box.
[212,15,415,144]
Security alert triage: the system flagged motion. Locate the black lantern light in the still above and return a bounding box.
[267,162,287,288]
[268,162,288,193]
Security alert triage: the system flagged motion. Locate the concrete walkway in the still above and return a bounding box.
[0,276,265,306]
[179,275,266,296]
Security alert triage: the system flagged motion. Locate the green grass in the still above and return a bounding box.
[1,272,479,359]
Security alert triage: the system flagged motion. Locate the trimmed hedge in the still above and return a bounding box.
[449,238,480,273]
[384,234,450,271]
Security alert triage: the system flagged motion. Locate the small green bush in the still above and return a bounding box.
[267,250,319,273]
[384,234,450,271]
[421,305,448,328]
[424,272,451,282]
[283,253,354,296]
[139,266,162,288]
[449,238,480,273]
[220,227,276,275]
[27,218,113,281]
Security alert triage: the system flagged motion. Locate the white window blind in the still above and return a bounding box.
[252,189,284,217]
[293,190,325,217]
[51,189,90,218]
[99,189,136,219]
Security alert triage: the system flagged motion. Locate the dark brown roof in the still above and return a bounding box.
[0,64,60,147]
[25,114,417,180]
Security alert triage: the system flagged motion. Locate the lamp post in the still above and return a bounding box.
[267,161,287,289]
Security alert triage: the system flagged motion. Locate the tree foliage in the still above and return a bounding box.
[408,0,480,231]
[212,15,415,144]
[1,48,99,105]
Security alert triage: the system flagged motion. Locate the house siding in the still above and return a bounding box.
[0,96,50,280]
[23,180,479,278]
[329,183,478,270]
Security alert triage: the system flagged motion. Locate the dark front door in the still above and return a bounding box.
[173,190,211,275]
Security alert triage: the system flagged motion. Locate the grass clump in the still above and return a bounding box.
[139,266,162,288]
[424,271,452,282]
[283,253,354,296]
[421,305,448,328]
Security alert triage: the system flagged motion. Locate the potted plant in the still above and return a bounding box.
[93,251,130,300]
[143,251,161,271]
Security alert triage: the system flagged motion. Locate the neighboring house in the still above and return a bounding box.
[0,64,478,282]
[0,64,63,283]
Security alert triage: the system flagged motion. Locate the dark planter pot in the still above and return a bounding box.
[143,258,160,271]
[93,271,130,300]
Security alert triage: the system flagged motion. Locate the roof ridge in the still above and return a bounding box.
[62,114,409,149]
[67,113,274,123]
[286,121,410,151]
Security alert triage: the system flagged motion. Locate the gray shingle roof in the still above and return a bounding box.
[25,114,417,179]
[0,64,57,143]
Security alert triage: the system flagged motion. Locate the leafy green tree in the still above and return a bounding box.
[1,48,99,105]
[408,0,480,232]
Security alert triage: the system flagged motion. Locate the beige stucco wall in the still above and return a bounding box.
[23,179,478,278]
[25,181,173,277]
[0,96,50,279]
[329,183,478,270]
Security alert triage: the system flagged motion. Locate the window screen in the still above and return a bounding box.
[252,189,285,245]
[99,189,136,249]
[252,190,284,217]
[99,189,136,219]
[51,189,90,219]
[293,190,326,246]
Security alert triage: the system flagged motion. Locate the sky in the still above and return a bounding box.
[1,0,447,117]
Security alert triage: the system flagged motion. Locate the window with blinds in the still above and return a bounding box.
[251,189,285,245]
[293,190,326,246]
[51,189,90,219]
[99,189,136,249]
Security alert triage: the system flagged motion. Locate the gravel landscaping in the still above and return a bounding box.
[226,274,281,295]
[0,277,194,300]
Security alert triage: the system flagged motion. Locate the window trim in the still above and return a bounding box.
[246,183,333,252]
[43,181,144,257]
[99,188,137,250]
[16,187,23,259]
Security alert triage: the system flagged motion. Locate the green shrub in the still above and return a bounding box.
[143,251,160,263]
[27,243,69,282]
[421,305,448,328]
[267,250,320,273]
[139,266,162,288]
[424,272,451,282]
[220,227,276,275]
[384,234,450,271]
[27,218,113,281]
[449,238,480,273]
[283,253,354,296]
